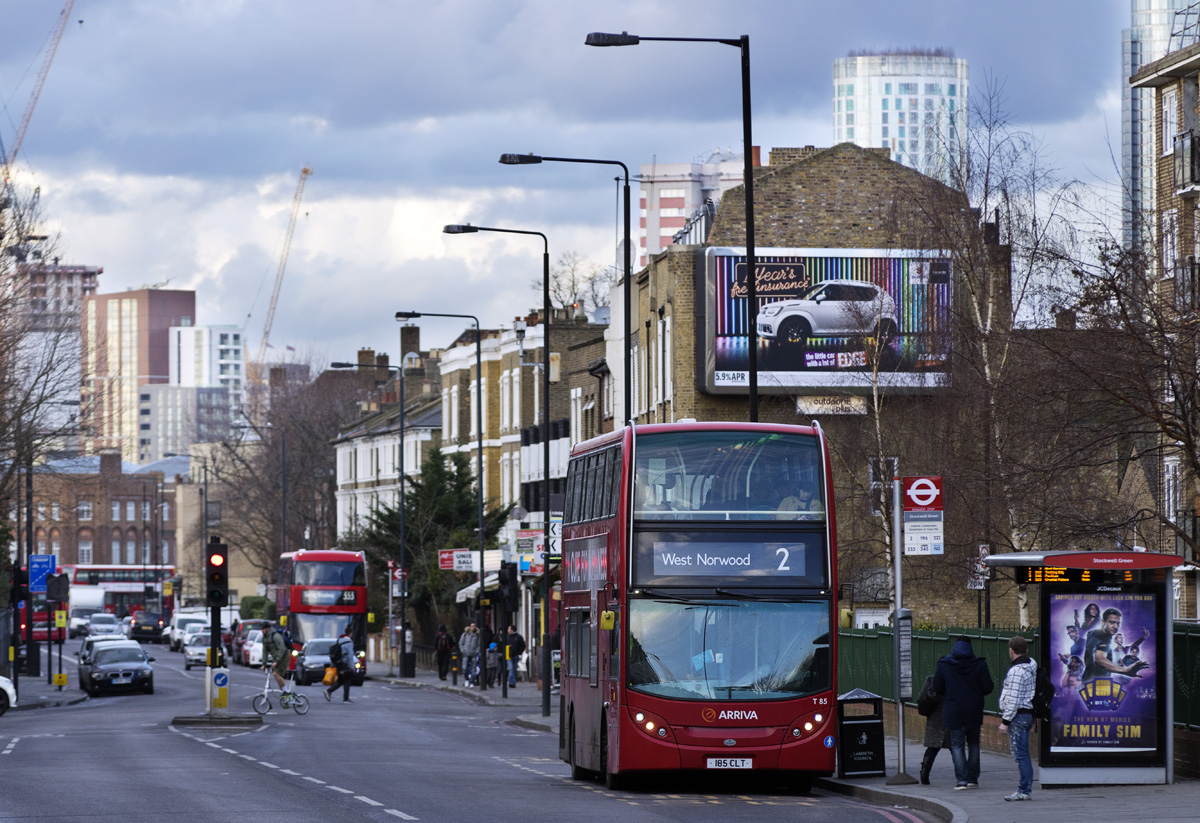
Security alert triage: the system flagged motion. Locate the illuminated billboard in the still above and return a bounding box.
[701,247,952,394]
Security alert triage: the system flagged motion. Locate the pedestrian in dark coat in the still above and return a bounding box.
[433,624,454,680]
[917,674,950,784]
[931,636,994,790]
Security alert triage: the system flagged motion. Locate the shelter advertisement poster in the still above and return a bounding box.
[1043,591,1162,762]
[701,247,952,395]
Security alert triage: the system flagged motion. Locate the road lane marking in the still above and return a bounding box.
[356,796,383,806]
[222,748,238,754]
[303,777,326,785]
[260,762,279,769]
[280,769,300,775]
[238,755,256,761]
[384,811,418,820]
[327,786,353,794]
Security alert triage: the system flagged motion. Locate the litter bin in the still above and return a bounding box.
[836,688,887,778]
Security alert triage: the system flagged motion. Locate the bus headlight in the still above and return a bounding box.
[789,709,829,741]
[628,707,673,741]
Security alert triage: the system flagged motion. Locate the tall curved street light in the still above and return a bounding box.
[394,309,488,691]
[585,31,760,421]
[499,153,631,424]
[443,222,553,716]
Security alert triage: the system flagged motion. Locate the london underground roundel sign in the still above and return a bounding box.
[902,476,943,511]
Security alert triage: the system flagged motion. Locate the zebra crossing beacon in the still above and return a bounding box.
[983,550,1182,786]
[557,420,838,792]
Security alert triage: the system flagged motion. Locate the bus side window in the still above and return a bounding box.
[566,460,581,525]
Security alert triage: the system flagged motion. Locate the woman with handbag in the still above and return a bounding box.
[917,673,950,785]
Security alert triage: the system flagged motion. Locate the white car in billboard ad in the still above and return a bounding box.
[703,247,952,393]
[756,280,898,348]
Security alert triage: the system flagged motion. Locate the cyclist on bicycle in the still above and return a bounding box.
[262,624,290,691]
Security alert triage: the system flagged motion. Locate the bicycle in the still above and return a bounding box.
[253,666,310,715]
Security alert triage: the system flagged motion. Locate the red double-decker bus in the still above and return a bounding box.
[274,549,368,683]
[558,422,837,792]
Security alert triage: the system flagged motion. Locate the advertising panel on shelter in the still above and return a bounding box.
[701,247,952,394]
[1040,588,1165,767]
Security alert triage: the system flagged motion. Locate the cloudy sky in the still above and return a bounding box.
[2,0,1131,364]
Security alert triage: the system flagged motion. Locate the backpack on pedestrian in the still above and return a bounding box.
[1031,664,1056,721]
[328,638,343,666]
[435,631,453,654]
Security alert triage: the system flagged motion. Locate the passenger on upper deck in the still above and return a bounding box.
[776,473,824,521]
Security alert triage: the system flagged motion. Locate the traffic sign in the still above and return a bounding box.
[902,477,943,511]
[29,555,55,593]
[392,568,406,581]
[547,516,562,560]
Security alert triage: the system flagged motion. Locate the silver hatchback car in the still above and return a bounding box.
[756,280,898,348]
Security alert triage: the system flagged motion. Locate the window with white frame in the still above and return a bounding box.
[142,537,151,564]
[1165,458,1181,524]
[36,502,45,520]
[112,501,121,520]
[499,371,510,432]
[1163,209,1179,278]
[79,538,93,564]
[111,538,120,563]
[78,500,92,521]
[659,188,685,201]
[450,385,460,440]
[500,453,511,506]
[52,502,60,520]
[442,388,453,442]
[126,539,136,564]
[126,501,135,521]
[570,386,583,444]
[162,539,170,564]
[142,501,150,520]
[162,502,170,521]
[1164,87,1179,156]
[512,368,521,430]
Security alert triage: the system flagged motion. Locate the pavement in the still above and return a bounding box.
[15,665,1200,822]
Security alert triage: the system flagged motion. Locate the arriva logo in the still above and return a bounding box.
[702,708,759,722]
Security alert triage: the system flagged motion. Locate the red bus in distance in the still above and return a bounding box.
[558,422,837,792]
[274,549,368,683]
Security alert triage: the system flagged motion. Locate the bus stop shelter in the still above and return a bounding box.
[984,550,1181,785]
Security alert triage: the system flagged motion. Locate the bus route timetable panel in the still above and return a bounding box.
[634,530,828,587]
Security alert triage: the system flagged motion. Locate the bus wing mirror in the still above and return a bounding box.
[599,610,616,631]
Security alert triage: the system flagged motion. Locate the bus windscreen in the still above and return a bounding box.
[627,598,831,701]
[292,561,366,587]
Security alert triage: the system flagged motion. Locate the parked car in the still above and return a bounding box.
[293,638,337,686]
[183,634,216,670]
[86,613,122,637]
[243,630,264,667]
[232,619,271,665]
[76,634,134,665]
[81,642,154,696]
[130,611,164,643]
[756,280,899,349]
[0,675,15,715]
[166,613,209,651]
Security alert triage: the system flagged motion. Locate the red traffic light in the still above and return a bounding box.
[208,553,225,567]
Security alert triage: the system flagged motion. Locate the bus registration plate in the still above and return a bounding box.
[706,757,752,769]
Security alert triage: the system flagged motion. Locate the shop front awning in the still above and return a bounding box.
[456,573,499,604]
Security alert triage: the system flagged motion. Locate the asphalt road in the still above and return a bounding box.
[1,645,937,823]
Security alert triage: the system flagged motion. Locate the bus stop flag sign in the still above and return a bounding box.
[902,477,944,556]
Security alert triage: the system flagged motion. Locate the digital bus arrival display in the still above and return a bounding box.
[653,540,808,577]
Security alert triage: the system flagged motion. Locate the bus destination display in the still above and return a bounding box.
[652,540,809,577]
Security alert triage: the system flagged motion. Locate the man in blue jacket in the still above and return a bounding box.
[932,636,994,790]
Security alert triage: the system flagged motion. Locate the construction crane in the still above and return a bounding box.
[254,165,313,367]
[2,0,75,178]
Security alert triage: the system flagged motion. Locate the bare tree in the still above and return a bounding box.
[532,251,618,314]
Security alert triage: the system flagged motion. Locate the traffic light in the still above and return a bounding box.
[206,537,229,607]
[499,561,519,606]
[11,567,28,606]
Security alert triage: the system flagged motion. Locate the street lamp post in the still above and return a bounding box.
[584,31,759,421]
[499,153,631,425]
[443,222,553,715]
[395,309,488,691]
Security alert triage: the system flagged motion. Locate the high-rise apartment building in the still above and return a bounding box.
[832,50,968,186]
[638,148,745,268]
[169,324,246,412]
[137,385,232,464]
[1123,0,1195,250]
[81,289,196,463]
